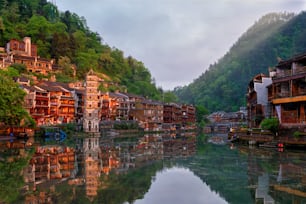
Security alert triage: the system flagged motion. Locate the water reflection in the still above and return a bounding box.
[134,167,228,204]
[238,146,306,204]
[0,133,306,203]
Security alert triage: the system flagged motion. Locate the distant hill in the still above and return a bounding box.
[174,12,306,112]
[0,0,166,100]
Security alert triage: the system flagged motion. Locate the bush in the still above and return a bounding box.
[260,117,279,136]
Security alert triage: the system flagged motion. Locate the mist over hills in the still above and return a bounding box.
[173,11,306,112]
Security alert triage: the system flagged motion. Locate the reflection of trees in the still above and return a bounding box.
[189,145,306,204]
[95,161,163,204]
[0,149,32,203]
[179,143,254,204]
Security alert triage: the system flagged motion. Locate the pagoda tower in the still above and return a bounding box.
[83,69,101,133]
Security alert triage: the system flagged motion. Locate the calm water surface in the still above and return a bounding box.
[134,167,227,204]
[0,133,305,204]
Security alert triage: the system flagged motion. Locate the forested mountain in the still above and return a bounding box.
[174,12,306,112]
[0,0,167,100]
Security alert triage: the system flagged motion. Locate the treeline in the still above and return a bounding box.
[174,12,306,112]
[0,0,174,100]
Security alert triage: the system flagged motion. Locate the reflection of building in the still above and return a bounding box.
[134,135,164,166]
[25,192,52,204]
[255,173,274,203]
[243,146,306,203]
[163,134,196,158]
[83,136,102,197]
[24,146,76,186]
[100,144,120,174]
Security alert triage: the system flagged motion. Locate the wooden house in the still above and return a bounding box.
[269,53,306,128]
[181,104,196,125]
[163,103,182,126]
[6,37,53,75]
[22,85,50,126]
[247,74,272,128]
[108,92,130,121]
[136,99,163,131]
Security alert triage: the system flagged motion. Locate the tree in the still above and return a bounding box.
[260,117,279,136]
[195,105,208,124]
[163,91,178,103]
[0,72,35,128]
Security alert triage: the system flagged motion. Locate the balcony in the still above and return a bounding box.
[293,65,306,75]
[275,90,290,98]
[35,103,49,108]
[60,103,74,107]
[36,95,49,100]
[274,66,306,79]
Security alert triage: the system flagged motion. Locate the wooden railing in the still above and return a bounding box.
[274,66,306,78]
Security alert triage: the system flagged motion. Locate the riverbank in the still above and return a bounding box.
[228,128,306,149]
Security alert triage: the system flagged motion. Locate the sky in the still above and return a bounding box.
[54,0,306,90]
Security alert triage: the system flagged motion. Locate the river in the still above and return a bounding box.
[0,133,305,204]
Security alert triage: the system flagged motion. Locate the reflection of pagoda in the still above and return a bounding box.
[83,137,102,198]
[83,70,101,134]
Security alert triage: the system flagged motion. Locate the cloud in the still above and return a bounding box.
[55,0,305,89]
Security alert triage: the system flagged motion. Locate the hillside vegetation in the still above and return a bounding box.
[0,0,169,100]
[174,12,306,112]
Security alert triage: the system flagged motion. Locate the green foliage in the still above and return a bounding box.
[162,91,178,103]
[3,66,20,77]
[96,161,163,204]
[174,12,306,112]
[0,71,35,128]
[10,63,27,74]
[293,131,300,139]
[113,121,139,130]
[0,150,33,203]
[260,117,279,135]
[195,105,208,123]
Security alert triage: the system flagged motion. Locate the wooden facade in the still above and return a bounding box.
[269,53,306,127]
[22,85,50,126]
[18,70,195,129]
[246,74,272,128]
[163,103,182,125]
[108,92,130,120]
[181,104,196,125]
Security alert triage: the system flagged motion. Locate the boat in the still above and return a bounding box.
[259,141,279,148]
[40,127,67,142]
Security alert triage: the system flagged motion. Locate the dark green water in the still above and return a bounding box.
[0,133,305,204]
